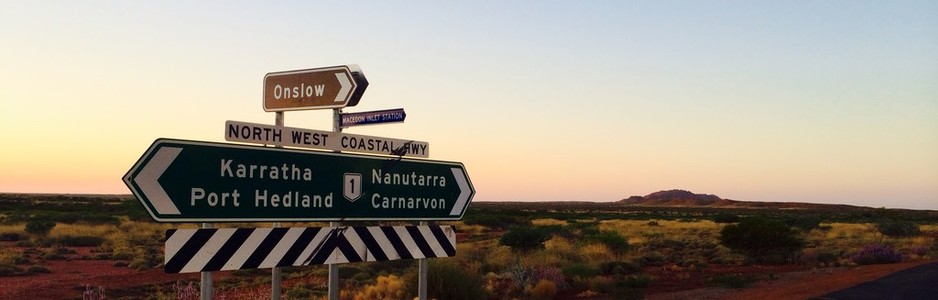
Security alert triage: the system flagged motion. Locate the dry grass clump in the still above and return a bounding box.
[49,223,115,239]
[353,274,405,300]
[599,219,722,246]
[532,218,568,226]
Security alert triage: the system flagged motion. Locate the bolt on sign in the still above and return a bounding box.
[263,65,369,111]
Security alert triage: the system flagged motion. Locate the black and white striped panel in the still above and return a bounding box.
[164,225,456,273]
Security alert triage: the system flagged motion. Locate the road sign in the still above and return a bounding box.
[123,139,473,222]
[339,108,406,128]
[225,120,429,158]
[164,225,456,273]
[263,65,368,111]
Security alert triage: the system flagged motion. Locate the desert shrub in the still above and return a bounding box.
[639,251,666,266]
[41,251,66,261]
[482,245,514,272]
[354,274,405,300]
[908,246,930,257]
[581,231,629,253]
[713,213,740,223]
[720,217,804,263]
[0,249,29,265]
[599,261,642,276]
[403,259,485,300]
[464,213,529,229]
[529,266,570,290]
[26,265,51,274]
[0,232,23,241]
[128,258,150,270]
[527,279,557,300]
[876,219,920,238]
[544,236,579,262]
[787,216,822,232]
[586,275,646,299]
[562,263,599,282]
[638,234,726,266]
[800,248,841,267]
[14,240,35,247]
[710,273,756,289]
[579,243,614,262]
[850,244,902,265]
[25,220,55,236]
[285,283,321,299]
[55,235,106,247]
[285,286,318,299]
[0,264,22,276]
[111,250,134,261]
[677,257,708,269]
[500,227,551,252]
[623,274,652,288]
[587,275,616,293]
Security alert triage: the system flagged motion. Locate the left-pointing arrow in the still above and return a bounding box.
[132,146,182,215]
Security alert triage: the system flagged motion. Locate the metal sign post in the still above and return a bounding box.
[200,223,213,300]
[419,221,428,300]
[329,108,342,300]
[272,112,284,300]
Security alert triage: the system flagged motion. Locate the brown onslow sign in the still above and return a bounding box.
[263,65,368,111]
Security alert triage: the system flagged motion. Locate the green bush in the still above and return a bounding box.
[713,213,740,223]
[25,220,55,236]
[787,216,822,232]
[720,218,804,263]
[403,259,485,300]
[14,240,35,247]
[55,235,106,247]
[582,231,629,253]
[285,286,320,299]
[500,227,551,252]
[128,258,150,270]
[561,263,599,280]
[0,264,22,276]
[26,265,51,274]
[876,219,920,237]
[464,213,529,229]
[598,261,641,275]
[0,232,23,241]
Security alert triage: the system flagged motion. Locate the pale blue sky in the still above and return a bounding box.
[1,1,936,209]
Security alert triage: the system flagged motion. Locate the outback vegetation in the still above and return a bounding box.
[0,191,936,299]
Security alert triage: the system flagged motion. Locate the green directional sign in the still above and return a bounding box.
[123,139,474,222]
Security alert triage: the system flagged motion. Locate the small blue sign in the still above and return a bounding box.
[339,108,406,127]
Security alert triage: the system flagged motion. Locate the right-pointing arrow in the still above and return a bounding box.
[449,168,473,216]
[134,146,182,215]
[334,72,352,103]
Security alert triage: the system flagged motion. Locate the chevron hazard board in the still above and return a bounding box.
[164,225,455,273]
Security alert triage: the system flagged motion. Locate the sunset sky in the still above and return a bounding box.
[1,1,936,209]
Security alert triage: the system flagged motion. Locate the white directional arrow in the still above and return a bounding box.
[334,72,352,102]
[449,168,473,216]
[131,147,182,215]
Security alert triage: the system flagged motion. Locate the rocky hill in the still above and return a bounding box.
[618,189,868,210]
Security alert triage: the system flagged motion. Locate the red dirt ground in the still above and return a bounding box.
[1,242,932,299]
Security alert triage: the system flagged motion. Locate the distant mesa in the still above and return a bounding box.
[618,189,872,211]
[619,189,735,207]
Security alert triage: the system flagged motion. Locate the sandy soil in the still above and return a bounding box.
[1,243,932,299]
[648,260,934,300]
